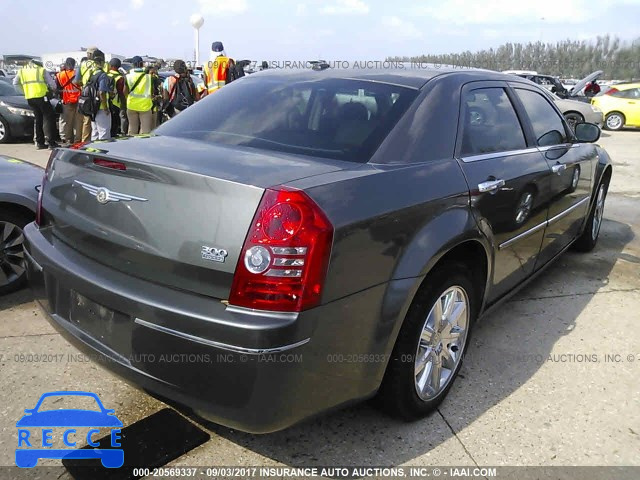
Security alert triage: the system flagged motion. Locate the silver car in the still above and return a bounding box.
[549,91,604,129]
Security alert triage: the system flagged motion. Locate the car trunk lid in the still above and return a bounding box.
[41,136,348,299]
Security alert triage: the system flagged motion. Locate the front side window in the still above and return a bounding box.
[515,88,568,147]
[460,87,527,156]
[156,77,418,163]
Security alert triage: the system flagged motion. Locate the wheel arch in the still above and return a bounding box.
[0,201,35,221]
[380,231,492,361]
[563,110,585,119]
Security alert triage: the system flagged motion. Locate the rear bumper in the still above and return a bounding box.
[23,223,392,433]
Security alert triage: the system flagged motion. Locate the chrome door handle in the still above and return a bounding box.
[478,179,505,193]
[552,164,567,174]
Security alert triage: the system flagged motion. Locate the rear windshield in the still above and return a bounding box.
[155,77,418,162]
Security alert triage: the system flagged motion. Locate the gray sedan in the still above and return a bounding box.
[24,67,612,433]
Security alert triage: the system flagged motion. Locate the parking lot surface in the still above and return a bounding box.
[0,131,639,474]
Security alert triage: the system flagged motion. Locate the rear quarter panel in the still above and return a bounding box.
[290,157,490,382]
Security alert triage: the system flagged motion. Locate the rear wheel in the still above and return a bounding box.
[0,209,31,295]
[604,112,625,131]
[377,263,477,419]
[573,180,608,252]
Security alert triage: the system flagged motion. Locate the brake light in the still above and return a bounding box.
[606,88,619,95]
[36,151,56,226]
[93,158,126,171]
[229,187,334,312]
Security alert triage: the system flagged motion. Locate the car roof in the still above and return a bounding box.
[249,66,526,89]
[612,82,640,89]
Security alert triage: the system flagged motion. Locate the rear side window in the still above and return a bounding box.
[515,88,568,147]
[460,88,526,156]
[156,77,418,163]
[609,88,640,99]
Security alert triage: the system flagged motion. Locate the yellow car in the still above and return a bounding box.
[591,82,640,130]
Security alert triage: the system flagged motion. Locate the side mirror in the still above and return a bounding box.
[574,122,601,143]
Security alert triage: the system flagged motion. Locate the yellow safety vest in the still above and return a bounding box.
[126,70,152,111]
[18,65,48,99]
[205,56,231,94]
[106,70,123,108]
[80,60,98,85]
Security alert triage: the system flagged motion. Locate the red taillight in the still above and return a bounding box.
[93,158,126,170]
[36,151,56,226]
[606,87,619,95]
[229,187,334,312]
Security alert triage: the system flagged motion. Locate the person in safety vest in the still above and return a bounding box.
[74,46,99,142]
[13,59,58,149]
[204,41,234,95]
[56,58,82,144]
[124,56,153,135]
[106,58,126,137]
[87,50,112,140]
[145,64,163,129]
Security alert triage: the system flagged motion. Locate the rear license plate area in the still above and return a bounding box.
[69,291,131,355]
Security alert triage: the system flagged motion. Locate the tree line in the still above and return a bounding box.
[387,35,640,80]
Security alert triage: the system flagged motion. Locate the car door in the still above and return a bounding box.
[511,85,596,267]
[455,82,553,303]
[618,87,640,125]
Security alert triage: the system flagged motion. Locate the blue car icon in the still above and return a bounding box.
[16,391,124,468]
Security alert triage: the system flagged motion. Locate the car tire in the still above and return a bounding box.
[564,112,584,131]
[0,116,11,144]
[572,179,608,252]
[604,112,625,131]
[0,209,32,295]
[377,262,477,420]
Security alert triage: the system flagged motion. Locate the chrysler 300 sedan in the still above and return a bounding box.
[23,67,612,433]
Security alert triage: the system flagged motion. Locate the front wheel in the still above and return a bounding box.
[0,209,31,295]
[564,112,584,131]
[377,263,477,419]
[0,116,10,144]
[573,181,608,252]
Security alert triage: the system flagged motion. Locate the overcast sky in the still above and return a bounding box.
[1,0,639,62]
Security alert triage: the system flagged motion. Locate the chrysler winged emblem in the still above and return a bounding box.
[73,180,148,204]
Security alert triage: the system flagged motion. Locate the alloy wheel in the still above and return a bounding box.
[516,192,534,224]
[606,114,623,130]
[0,221,26,288]
[414,286,470,401]
[0,120,6,141]
[571,167,580,190]
[592,184,606,241]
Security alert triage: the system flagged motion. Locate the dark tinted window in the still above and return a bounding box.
[460,88,526,156]
[156,77,418,162]
[515,88,568,146]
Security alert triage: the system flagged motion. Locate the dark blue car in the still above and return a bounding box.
[16,391,123,468]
